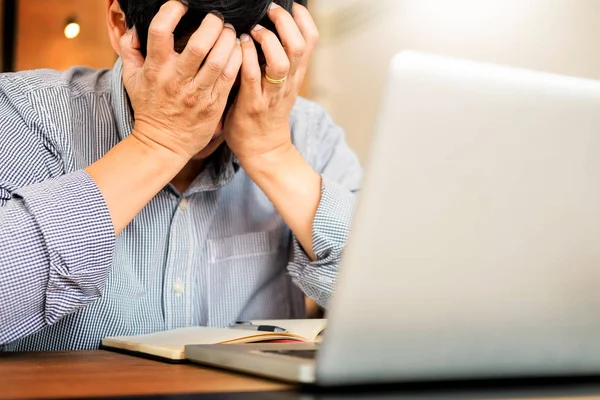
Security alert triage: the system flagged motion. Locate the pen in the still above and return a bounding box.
[230,322,288,333]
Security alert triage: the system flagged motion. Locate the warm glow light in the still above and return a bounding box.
[64,22,81,39]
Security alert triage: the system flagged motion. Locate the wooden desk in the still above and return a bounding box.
[6,350,600,400]
[0,350,292,399]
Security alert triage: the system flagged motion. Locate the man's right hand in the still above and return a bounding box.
[86,0,241,235]
[119,0,242,160]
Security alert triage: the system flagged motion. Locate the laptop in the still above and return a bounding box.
[186,51,600,386]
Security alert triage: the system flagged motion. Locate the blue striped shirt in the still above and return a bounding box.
[0,59,362,351]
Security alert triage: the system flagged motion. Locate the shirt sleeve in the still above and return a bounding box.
[287,103,363,308]
[0,79,116,345]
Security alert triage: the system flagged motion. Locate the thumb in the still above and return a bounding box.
[119,27,144,81]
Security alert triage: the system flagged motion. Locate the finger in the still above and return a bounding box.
[292,3,320,58]
[119,28,144,83]
[213,40,243,98]
[267,3,306,76]
[238,34,262,98]
[178,13,225,78]
[194,24,238,87]
[250,25,290,92]
[146,0,188,65]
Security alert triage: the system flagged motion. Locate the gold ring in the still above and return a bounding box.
[264,74,288,85]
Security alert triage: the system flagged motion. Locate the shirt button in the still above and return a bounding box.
[178,199,189,211]
[173,281,185,294]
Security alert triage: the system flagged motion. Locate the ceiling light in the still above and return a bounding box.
[64,18,80,39]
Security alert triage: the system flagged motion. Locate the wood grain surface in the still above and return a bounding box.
[0,350,292,399]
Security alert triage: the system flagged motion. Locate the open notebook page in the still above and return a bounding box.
[102,319,327,360]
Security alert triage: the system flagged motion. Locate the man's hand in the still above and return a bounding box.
[87,0,242,235]
[120,0,242,160]
[223,2,319,166]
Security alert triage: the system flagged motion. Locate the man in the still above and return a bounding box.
[0,0,361,351]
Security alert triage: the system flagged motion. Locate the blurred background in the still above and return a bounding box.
[3,0,600,161]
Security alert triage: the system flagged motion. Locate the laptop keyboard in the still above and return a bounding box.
[261,350,318,360]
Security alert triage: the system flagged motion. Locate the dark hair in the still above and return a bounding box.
[118,0,294,56]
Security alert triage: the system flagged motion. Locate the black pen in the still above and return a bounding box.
[229,322,287,333]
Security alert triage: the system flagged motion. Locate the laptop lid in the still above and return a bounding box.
[317,51,600,386]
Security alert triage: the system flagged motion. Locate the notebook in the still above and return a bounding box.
[101,319,327,361]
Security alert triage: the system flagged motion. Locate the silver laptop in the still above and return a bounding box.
[186,51,600,386]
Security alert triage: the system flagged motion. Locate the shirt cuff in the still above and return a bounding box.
[13,170,116,322]
[288,175,356,307]
[312,175,356,260]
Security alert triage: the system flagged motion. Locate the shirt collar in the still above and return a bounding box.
[110,58,135,143]
[109,58,240,195]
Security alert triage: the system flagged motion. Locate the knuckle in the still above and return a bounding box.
[142,65,160,82]
[165,80,182,96]
[247,73,261,85]
[221,68,238,82]
[206,58,225,74]
[258,29,275,44]
[187,42,210,59]
[248,100,265,115]
[183,92,200,108]
[148,22,170,38]
[273,60,291,76]
[307,30,320,45]
[289,44,305,62]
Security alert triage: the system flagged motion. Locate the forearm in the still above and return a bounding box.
[85,131,189,235]
[241,144,322,261]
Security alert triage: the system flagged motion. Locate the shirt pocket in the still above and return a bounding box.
[207,230,281,263]
[206,229,291,325]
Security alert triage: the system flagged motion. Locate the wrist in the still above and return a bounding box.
[131,118,204,161]
[130,126,192,169]
[238,142,298,179]
[240,143,321,201]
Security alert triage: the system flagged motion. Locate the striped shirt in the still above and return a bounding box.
[0,59,362,351]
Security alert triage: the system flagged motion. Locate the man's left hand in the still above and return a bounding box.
[224,2,319,166]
